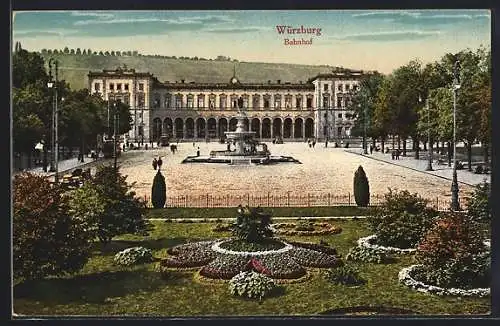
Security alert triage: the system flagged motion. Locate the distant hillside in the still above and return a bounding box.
[38,53,346,90]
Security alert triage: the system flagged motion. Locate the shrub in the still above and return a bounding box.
[367,189,438,248]
[466,181,490,224]
[474,165,483,174]
[229,271,277,300]
[77,165,148,245]
[151,171,166,209]
[13,173,93,280]
[324,264,366,286]
[415,212,490,289]
[114,247,154,266]
[345,246,392,264]
[232,205,273,243]
[353,166,370,207]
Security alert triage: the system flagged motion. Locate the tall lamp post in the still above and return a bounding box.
[47,58,59,183]
[451,59,461,211]
[113,102,118,171]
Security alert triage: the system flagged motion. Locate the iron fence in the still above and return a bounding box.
[143,192,466,211]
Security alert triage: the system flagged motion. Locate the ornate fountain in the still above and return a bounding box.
[182,97,300,165]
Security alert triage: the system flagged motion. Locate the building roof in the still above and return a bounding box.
[88,67,154,78]
[153,80,314,91]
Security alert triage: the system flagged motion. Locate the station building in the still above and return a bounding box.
[87,67,364,143]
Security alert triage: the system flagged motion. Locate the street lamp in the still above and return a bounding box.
[451,58,461,211]
[47,58,59,183]
[113,102,118,171]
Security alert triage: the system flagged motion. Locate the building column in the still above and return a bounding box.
[302,122,306,140]
[270,121,274,139]
[215,119,219,138]
[183,120,187,139]
[195,121,199,139]
[259,120,263,139]
[292,121,295,140]
[205,120,209,139]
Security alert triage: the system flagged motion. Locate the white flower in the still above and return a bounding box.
[358,235,416,254]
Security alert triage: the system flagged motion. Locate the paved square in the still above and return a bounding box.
[119,142,475,204]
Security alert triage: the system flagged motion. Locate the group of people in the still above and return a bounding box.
[152,156,163,170]
[391,149,401,160]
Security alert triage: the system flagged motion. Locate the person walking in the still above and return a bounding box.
[197,147,200,157]
[391,149,395,160]
[157,156,163,170]
[369,145,373,155]
[152,157,158,170]
[396,149,400,160]
[312,139,316,148]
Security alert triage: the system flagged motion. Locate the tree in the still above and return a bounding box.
[63,46,69,54]
[151,171,167,208]
[13,173,93,280]
[132,50,138,56]
[82,49,87,55]
[373,76,397,148]
[353,166,370,207]
[99,51,104,56]
[41,49,47,54]
[76,48,81,55]
[70,49,75,54]
[88,49,92,55]
[104,51,110,56]
[110,51,115,56]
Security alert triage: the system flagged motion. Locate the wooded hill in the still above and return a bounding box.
[38,52,344,90]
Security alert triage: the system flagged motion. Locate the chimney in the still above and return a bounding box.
[181,79,185,83]
[277,79,281,84]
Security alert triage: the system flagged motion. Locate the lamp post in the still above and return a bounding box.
[451,59,461,211]
[113,102,118,171]
[47,58,59,183]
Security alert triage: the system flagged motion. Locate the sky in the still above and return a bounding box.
[12,10,491,74]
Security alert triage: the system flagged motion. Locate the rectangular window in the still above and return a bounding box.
[337,98,342,107]
[253,95,260,109]
[187,96,194,108]
[324,84,328,91]
[322,96,329,108]
[338,127,343,136]
[94,83,101,91]
[138,83,144,91]
[220,95,226,109]
[338,84,342,91]
[197,96,204,108]
[109,83,114,90]
[338,113,342,118]
[124,84,129,91]
[296,97,302,108]
[306,98,313,108]
[138,93,145,107]
[264,99,270,108]
[176,95,182,108]
[117,83,122,90]
[124,95,130,105]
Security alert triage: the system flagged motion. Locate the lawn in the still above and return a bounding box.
[13,219,490,317]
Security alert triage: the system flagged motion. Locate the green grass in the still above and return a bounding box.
[146,206,374,219]
[38,53,338,90]
[13,220,490,316]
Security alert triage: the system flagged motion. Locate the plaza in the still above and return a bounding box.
[117,142,480,207]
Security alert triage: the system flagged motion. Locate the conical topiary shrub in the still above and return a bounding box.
[353,165,370,207]
[151,171,166,208]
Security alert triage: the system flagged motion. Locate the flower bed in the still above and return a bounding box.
[398,265,490,297]
[258,254,307,279]
[163,240,218,268]
[272,221,342,236]
[287,241,339,256]
[199,254,249,279]
[219,238,286,252]
[288,247,341,268]
[357,235,416,254]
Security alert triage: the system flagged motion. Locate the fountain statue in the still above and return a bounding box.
[182,96,300,165]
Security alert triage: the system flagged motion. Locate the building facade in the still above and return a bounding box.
[88,67,364,143]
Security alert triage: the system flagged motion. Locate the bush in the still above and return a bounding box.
[367,189,438,249]
[232,205,273,243]
[74,165,148,245]
[415,212,490,289]
[229,271,277,300]
[466,181,490,224]
[324,264,366,286]
[415,212,491,288]
[345,246,392,264]
[353,166,370,207]
[151,171,167,208]
[13,173,93,280]
[474,165,483,174]
[114,247,154,266]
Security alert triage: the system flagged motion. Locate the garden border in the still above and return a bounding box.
[357,235,416,254]
[398,264,490,297]
[211,240,293,256]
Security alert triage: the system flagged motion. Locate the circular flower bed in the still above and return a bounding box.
[272,221,342,236]
[398,264,490,297]
[357,235,416,254]
[219,238,286,252]
[163,238,340,280]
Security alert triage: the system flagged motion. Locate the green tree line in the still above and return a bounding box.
[13,44,132,167]
[347,46,491,170]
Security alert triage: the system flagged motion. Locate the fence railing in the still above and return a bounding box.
[143,192,466,211]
